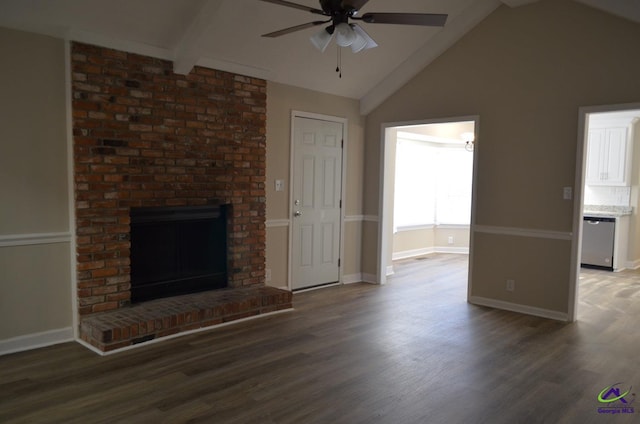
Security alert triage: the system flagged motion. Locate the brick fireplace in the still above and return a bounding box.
[71,42,291,351]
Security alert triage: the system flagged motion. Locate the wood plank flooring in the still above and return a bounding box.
[2,254,640,423]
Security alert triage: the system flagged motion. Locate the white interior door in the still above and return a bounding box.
[291,116,343,290]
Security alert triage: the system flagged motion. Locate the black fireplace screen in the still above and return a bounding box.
[130,204,228,303]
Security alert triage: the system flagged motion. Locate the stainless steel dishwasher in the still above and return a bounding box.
[581,216,615,270]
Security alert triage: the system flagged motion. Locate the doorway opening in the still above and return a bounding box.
[571,103,640,320]
[378,117,479,286]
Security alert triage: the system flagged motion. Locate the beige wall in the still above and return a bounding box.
[363,0,640,315]
[434,227,470,251]
[0,28,69,233]
[0,244,72,338]
[0,27,72,341]
[392,227,470,259]
[471,232,571,312]
[265,82,364,286]
[393,228,435,258]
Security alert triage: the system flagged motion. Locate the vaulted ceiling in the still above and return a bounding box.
[1,0,639,114]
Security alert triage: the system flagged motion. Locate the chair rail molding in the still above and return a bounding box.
[0,232,72,247]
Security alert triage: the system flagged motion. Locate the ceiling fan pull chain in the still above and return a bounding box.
[336,45,342,78]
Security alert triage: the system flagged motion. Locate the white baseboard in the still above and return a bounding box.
[392,247,469,261]
[343,273,384,285]
[468,296,569,322]
[361,273,378,284]
[386,265,395,276]
[436,246,469,254]
[342,273,363,284]
[626,259,640,270]
[392,247,434,261]
[0,327,74,356]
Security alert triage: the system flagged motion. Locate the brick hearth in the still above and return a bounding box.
[80,286,292,352]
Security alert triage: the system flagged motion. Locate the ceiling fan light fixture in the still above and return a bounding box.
[350,24,378,53]
[310,26,334,52]
[260,0,449,57]
[335,22,356,47]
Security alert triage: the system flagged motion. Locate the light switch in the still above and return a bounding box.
[275,179,285,192]
[563,186,572,200]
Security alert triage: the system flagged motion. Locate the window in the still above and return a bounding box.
[394,139,472,229]
[435,147,473,225]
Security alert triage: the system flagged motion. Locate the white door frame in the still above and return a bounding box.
[288,110,347,290]
[377,115,480,286]
[569,101,640,322]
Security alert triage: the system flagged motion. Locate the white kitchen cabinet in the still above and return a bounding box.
[585,127,628,186]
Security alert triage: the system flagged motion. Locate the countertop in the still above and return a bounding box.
[583,205,633,218]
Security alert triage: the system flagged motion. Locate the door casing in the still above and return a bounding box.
[377,116,480,290]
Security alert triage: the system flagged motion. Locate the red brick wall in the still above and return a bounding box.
[71,42,267,316]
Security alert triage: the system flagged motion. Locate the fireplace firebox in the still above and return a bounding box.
[130,204,229,303]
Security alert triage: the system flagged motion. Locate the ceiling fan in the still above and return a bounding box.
[260,0,448,53]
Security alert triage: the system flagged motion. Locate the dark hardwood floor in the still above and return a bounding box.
[2,254,640,423]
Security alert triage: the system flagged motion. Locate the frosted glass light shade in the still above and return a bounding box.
[335,23,356,47]
[350,24,378,53]
[310,23,378,54]
[310,27,334,52]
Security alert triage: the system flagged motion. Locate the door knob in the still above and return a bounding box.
[294,210,303,217]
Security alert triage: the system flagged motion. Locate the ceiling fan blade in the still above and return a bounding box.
[344,0,370,12]
[262,21,329,38]
[360,13,448,27]
[259,0,326,15]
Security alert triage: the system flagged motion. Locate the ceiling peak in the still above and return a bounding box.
[500,0,539,7]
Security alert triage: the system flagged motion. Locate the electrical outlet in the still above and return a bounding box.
[506,279,515,292]
[265,268,272,282]
[563,186,572,200]
[448,236,454,245]
[275,180,285,192]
